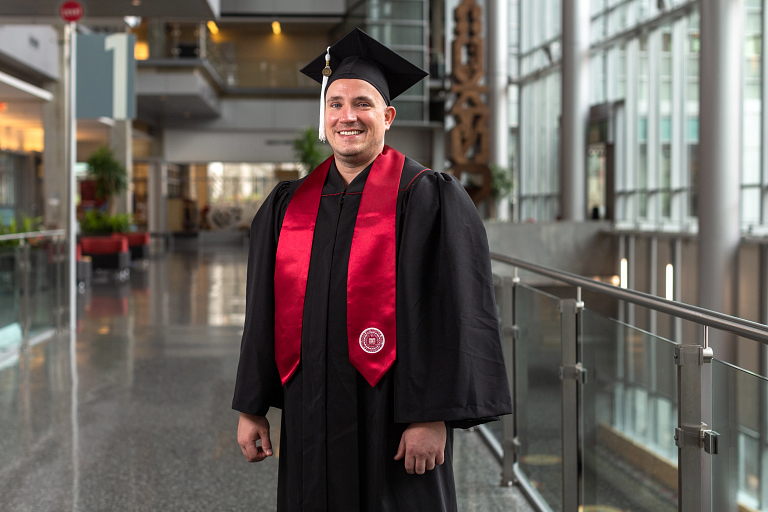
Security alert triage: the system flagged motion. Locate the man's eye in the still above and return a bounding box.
[330,102,341,108]
[359,103,370,108]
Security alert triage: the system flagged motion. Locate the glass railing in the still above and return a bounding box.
[487,253,768,512]
[710,359,768,511]
[581,309,678,512]
[138,23,318,91]
[515,284,563,512]
[0,231,66,370]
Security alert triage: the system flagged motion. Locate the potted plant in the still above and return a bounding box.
[86,145,128,215]
[490,164,514,221]
[293,126,330,176]
[80,210,132,236]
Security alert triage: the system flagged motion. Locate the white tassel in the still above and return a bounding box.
[319,46,331,142]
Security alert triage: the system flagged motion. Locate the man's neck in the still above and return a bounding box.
[335,155,378,187]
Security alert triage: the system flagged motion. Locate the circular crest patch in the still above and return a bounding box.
[359,327,385,354]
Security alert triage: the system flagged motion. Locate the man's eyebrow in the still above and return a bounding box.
[326,95,378,104]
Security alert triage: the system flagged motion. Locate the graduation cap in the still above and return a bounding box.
[300,28,428,141]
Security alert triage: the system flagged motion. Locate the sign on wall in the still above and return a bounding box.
[76,33,136,120]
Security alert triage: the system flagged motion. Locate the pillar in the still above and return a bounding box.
[699,2,743,511]
[42,27,68,229]
[560,0,590,220]
[110,120,133,215]
[147,160,168,253]
[488,0,509,220]
[698,0,742,362]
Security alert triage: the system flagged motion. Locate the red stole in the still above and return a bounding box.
[274,146,405,387]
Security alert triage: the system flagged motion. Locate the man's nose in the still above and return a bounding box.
[339,105,357,122]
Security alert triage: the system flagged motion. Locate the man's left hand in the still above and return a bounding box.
[394,421,446,474]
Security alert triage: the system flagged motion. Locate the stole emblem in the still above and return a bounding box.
[359,327,385,354]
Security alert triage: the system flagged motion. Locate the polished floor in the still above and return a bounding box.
[0,248,534,512]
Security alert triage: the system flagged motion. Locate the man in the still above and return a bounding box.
[233,28,512,512]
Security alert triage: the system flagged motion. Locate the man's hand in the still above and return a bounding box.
[393,421,446,474]
[237,412,273,462]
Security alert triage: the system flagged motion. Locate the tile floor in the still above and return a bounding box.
[0,249,534,512]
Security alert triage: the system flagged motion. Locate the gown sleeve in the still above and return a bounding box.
[232,181,293,416]
[393,171,513,428]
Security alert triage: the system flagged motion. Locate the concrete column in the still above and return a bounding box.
[697,0,742,364]
[488,0,509,219]
[560,0,590,220]
[147,160,168,254]
[699,3,742,511]
[42,27,67,229]
[110,120,133,215]
[431,127,445,175]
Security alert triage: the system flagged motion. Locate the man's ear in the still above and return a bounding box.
[384,106,396,130]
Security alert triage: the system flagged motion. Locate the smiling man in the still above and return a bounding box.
[232,28,512,512]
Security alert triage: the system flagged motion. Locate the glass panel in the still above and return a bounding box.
[742,187,761,226]
[390,100,424,121]
[581,309,678,512]
[367,24,424,46]
[711,360,768,512]
[515,284,562,512]
[367,1,424,20]
[28,242,60,335]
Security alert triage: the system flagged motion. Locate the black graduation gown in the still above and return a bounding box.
[232,154,512,512]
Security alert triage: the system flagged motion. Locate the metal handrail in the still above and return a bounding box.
[0,230,65,242]
[490,252,768,345]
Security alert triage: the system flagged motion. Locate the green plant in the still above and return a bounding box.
[81,211,132,236]
[490,164,514,199]
[87,145,127,212]
[0,215,44,248]
[293,126,330,175]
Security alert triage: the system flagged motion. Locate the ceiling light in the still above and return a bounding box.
[207,21,219,35]
[272,21,281,35]
[124,16,141,28]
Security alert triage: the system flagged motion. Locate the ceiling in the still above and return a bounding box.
[0,0,219,21]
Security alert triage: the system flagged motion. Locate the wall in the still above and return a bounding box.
[485,221,618,278]
[162,98,433,164]
[0,26,59,80]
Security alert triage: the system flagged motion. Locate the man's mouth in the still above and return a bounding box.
[338,130,363,136]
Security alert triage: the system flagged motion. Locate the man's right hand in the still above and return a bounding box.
[237,412,273,462]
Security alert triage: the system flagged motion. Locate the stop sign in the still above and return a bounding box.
[59,1,84,22]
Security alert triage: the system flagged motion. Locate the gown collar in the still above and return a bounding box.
[322,160,374,195]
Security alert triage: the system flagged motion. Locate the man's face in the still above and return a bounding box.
[324,79,396,168]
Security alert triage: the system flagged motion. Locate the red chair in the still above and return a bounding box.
[113,232,150,260]
[79,236,130,278]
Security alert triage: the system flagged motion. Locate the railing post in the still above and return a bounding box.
[560,298,583,512]
[56,235,64,332]
[501,274,516,485]
[19,239,31,346]
[675,327,715,512]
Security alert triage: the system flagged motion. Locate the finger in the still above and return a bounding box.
[394,436,405,460]
[243,442,262,462]
[415,456,426,475]
[436,450,445,466]
[260,429,273,457]
[425,457,436,471]
[405,454,416,474]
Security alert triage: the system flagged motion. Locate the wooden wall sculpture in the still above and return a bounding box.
[448,0,491,204]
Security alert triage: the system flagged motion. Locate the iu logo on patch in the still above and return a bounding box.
[359,327,385,354]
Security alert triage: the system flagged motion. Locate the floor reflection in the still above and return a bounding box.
[0,248,522,512]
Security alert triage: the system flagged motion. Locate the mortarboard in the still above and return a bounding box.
[300,28,428,141]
